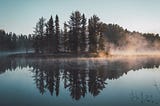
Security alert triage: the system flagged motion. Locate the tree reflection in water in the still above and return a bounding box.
[0,56,160,100]
[25,59,108,100]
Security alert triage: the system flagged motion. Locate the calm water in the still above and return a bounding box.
[0,56,160,106]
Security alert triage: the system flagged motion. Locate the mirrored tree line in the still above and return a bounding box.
[30,60,107,100]
[0,57,160,100]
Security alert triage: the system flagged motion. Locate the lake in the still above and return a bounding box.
[0,56,160,106]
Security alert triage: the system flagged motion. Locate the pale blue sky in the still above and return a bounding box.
[0,0,160,35]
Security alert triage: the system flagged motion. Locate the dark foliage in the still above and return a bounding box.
[1,11,160,54]
[0,30,33,52]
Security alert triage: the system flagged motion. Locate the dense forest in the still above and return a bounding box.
[0,11,160,55]
[0,30,33,52]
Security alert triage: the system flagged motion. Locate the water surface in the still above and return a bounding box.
[0,56,160,106]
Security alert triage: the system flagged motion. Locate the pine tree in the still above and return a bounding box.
[68,11,82,53]
[59,30,63,52]
[63,22,69,52]
[88,15,100,53]
[98,23,105,51]
[33,17,46,53]
[46,16,54,53]
[55,15,60,53]
[80,14,87,52]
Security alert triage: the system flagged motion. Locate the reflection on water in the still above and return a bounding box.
[0,56,160,106]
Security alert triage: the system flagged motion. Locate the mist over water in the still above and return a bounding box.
[106,33,160,56]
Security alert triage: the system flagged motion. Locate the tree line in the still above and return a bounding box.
[0,30,33,52]
[33,11,106,54]
[32,11,160,54]
[1,10,160,54]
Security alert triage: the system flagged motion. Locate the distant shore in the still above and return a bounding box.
[8,52,104,58]
[8,52,160,59]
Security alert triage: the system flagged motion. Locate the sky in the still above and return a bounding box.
[0,0,160,35]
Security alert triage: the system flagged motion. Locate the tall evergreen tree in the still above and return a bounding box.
[33,17,46,53]
[80,14,87,52]
[59,30,64,52]
[68,11,82,53]
[46,16,54,53]
[55,15,60,53]
[63,22,69,52]
[88,15,100,53]
[98,23,105,51]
